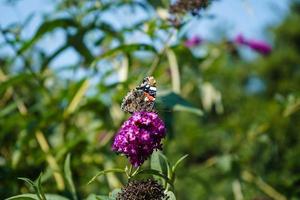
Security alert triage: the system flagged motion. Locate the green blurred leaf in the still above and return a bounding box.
[0,102,17,117]
[64,154,77,200]
[63,79,89,118]
[67,32,94,65]
[91,44,157,68]
[217,155,232,173]
[19,18,77,53]
[0,73,34,94]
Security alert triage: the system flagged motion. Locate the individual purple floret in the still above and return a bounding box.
[234,34,272,55]
[185,36,202,48]
[112,112,166,167]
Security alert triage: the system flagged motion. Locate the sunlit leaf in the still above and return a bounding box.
[63,79,90,118]
[165,191,176,200]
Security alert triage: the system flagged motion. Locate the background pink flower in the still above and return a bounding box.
[185,36,203,48]
[234,34,272,55]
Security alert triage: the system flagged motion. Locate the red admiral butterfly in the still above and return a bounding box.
[121,76,157,113]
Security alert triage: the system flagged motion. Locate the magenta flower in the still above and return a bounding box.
[245,39,272,55]
[112,112,166,167]
[184,36,202,48]
[234,34,272,55]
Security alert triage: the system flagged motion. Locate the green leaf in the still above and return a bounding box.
[5,194,69,200]
[165,191,176,200]
[0,103,17,118]
[87,169,125,185]
[64,154,77,200]
[18,175,46,200]
[19,18,77,53]
[18,178,35,188]
[173,104,203,116]
[217,155,232,172]
[166,49,180,93]
[172,154,188,173]
[63,79,90,118]
[36,174,46,200]
[91,44,157,68]
[0,73,34,94]
[157,91,203,116]
[5,194,38,200]
[67,33,94,65]
[150,151,170,185]
[44,194,70,200]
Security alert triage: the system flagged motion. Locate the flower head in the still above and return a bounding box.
[116,179,166,200]
[185,36,203,48]
[112,112,166,167]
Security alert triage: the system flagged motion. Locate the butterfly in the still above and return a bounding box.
[121,76,157,113]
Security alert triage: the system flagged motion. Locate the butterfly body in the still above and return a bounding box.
[121,76,157,113]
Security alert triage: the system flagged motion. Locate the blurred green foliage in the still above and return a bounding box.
[0,0,300,199]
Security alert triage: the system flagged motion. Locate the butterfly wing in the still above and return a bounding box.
[121,89,155,113]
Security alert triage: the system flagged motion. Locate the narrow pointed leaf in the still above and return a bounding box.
[87,169,125,185]
[172,154,188,173]
[19,18,77,53]
[64,154,77,200]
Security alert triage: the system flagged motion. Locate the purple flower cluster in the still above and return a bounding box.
[112,112,166,167]
[234,34,272,55]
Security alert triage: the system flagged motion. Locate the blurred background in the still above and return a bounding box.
[0,0,299,199]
